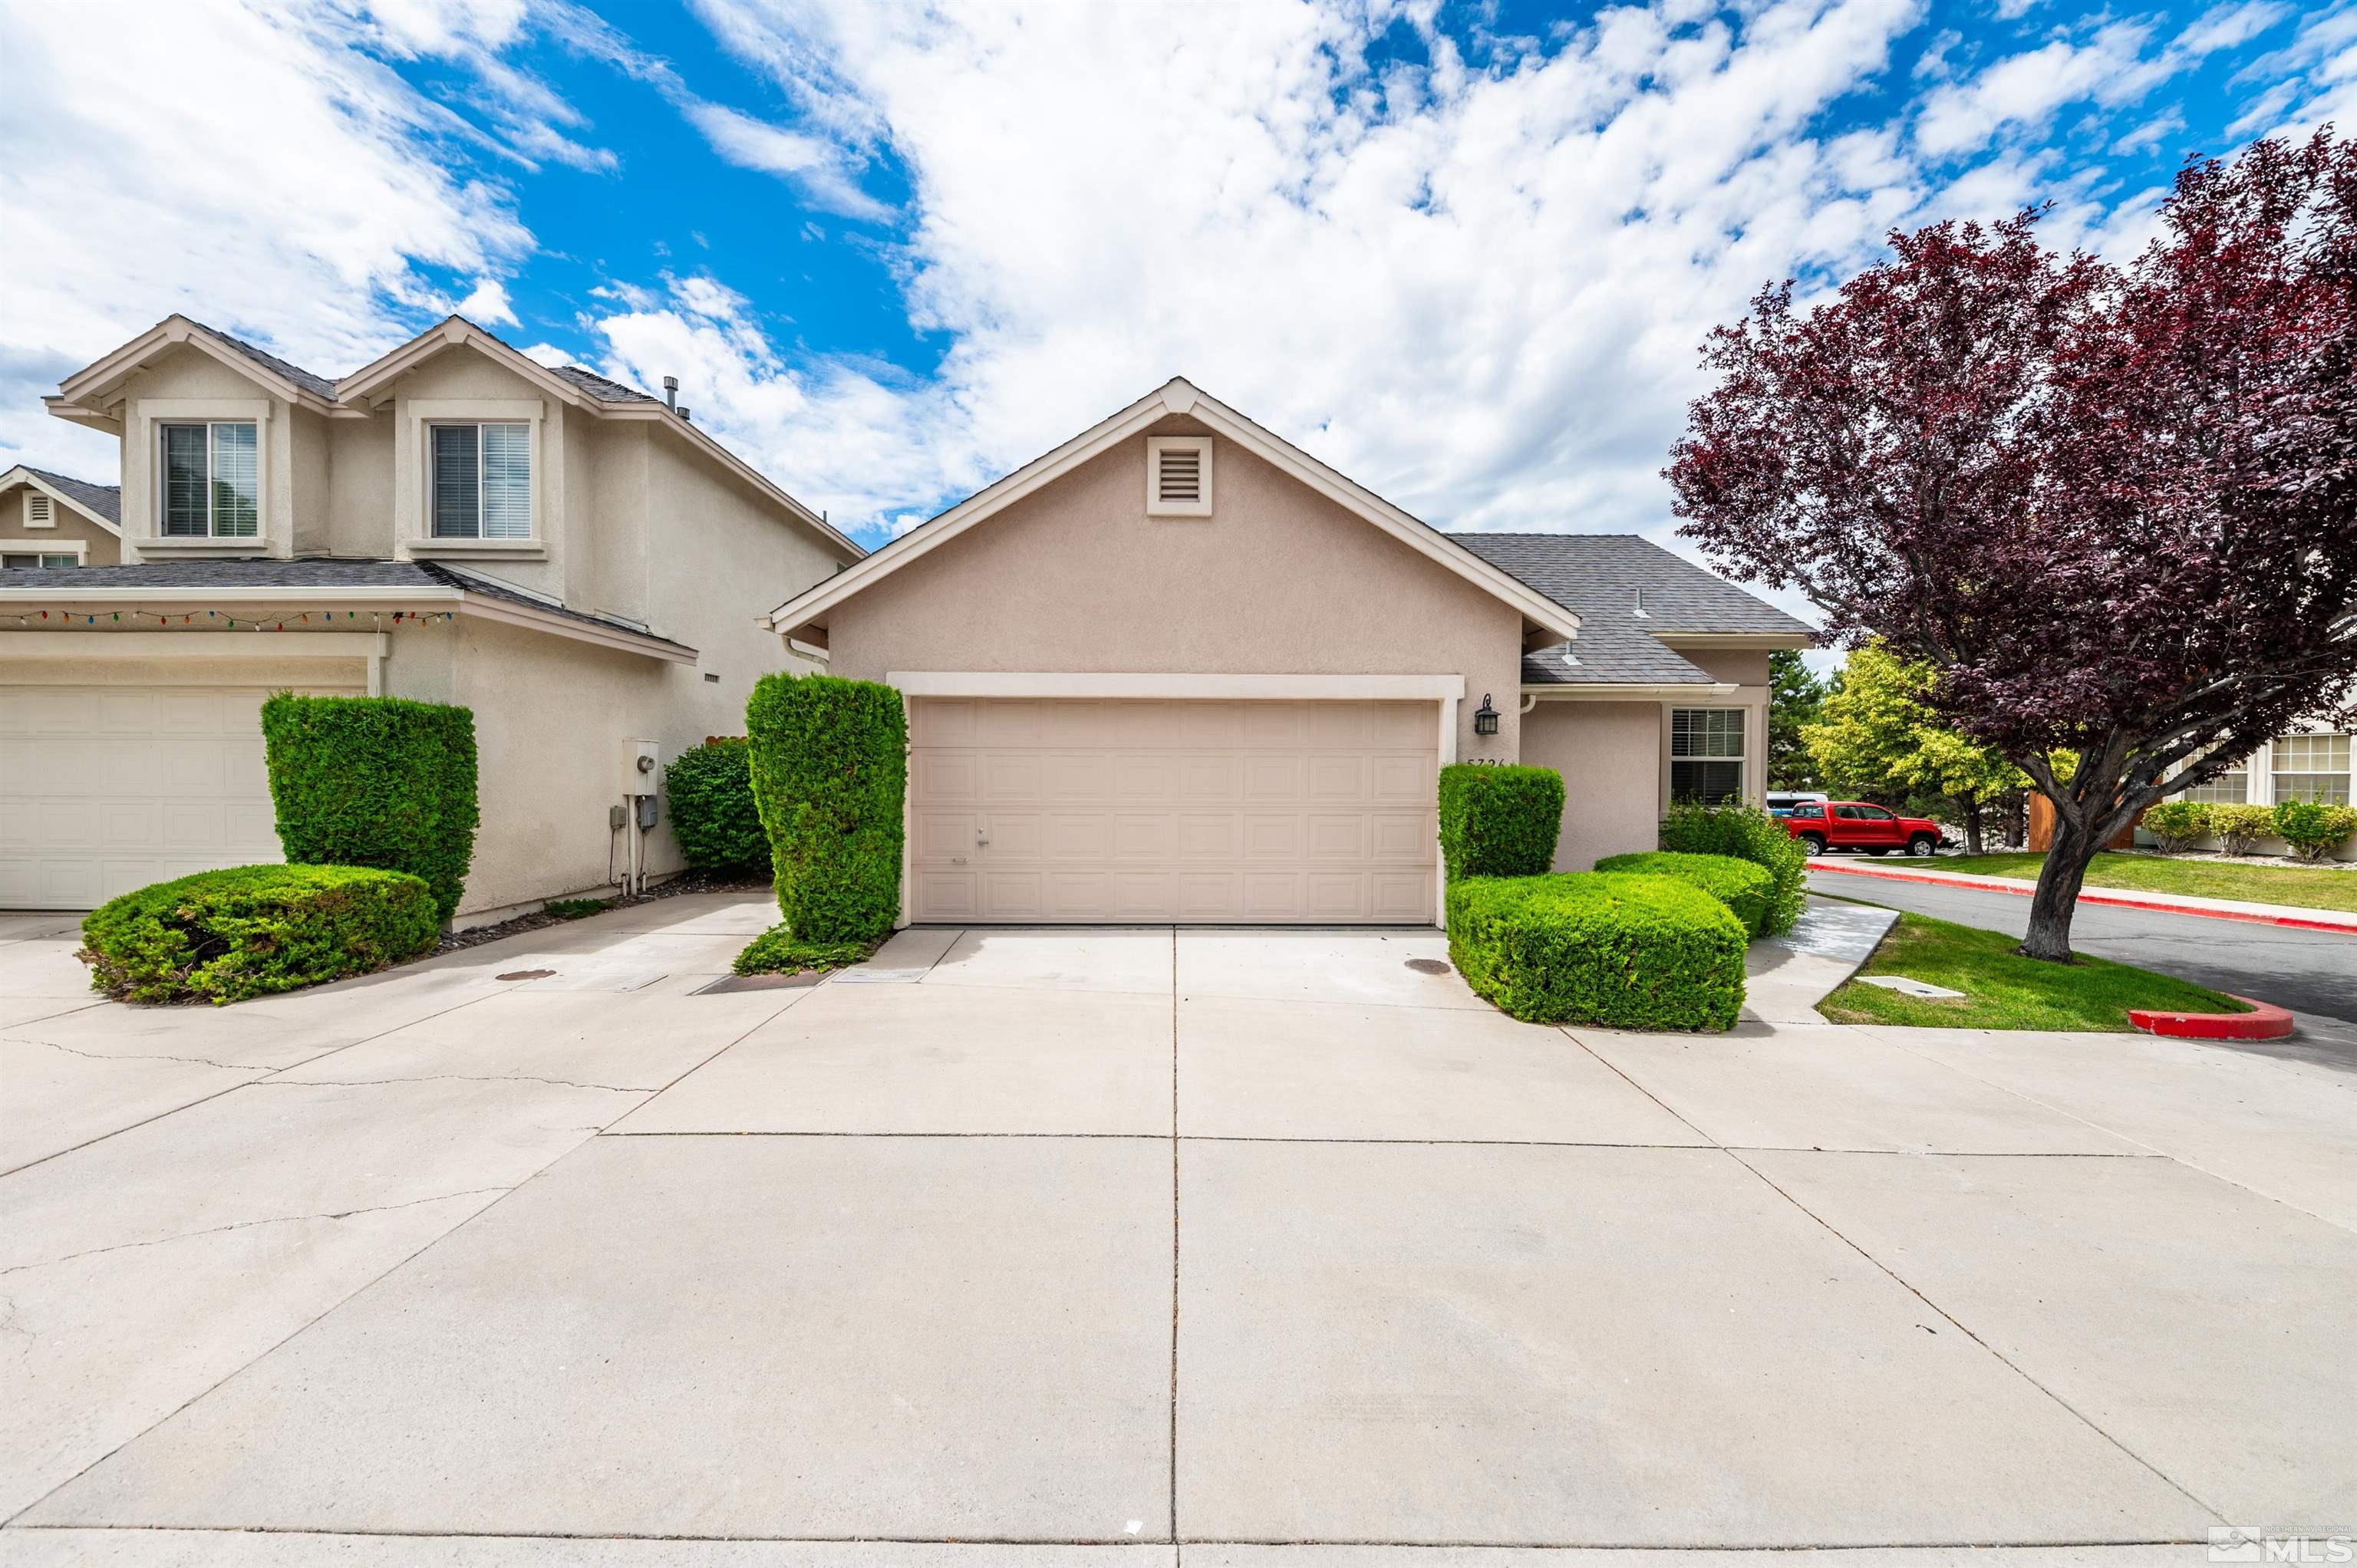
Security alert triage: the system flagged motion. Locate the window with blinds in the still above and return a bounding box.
[1146,436,1213,516]
[431,423,531,539]
[2272,733,2352,805]
[1670,707,1746,805]
[159,421,259,538]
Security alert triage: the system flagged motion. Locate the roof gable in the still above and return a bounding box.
[0,465,121,535]
[764,379,1581,644]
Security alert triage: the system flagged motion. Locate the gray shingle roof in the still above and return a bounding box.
[547,364,658,403]
[12,466,120,525]
[0,557,693,657]
[190,322,341,400]
[1448,532,1814,687]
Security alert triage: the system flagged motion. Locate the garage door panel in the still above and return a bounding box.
[3,680,361,909]
[908,697,1437,924]
[1306,755,1366,799]
[1372,753,1432,801]
[913,751,977,802]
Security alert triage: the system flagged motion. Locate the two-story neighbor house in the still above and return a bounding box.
[0,315,860,919]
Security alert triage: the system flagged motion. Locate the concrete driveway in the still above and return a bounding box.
[2,896,2352,1566]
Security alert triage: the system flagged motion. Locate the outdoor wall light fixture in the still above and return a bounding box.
[1473,693,1499,736]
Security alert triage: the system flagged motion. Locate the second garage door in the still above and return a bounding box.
[908,697,1439,924]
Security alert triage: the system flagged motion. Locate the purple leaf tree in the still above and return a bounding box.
[1666,130,2357,961]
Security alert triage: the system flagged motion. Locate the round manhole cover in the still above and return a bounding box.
[1403,958,1452,976]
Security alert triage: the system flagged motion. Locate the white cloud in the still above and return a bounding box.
[588,0,1945,542]
[0,0,543,479]
[681,102,892,220]
[457,278,522,326]
[1913,23,2166,157]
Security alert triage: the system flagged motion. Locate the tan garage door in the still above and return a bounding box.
[908,697,1438,924]
[0,682,356,909]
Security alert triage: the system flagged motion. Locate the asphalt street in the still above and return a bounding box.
[1808,865,2357,1069]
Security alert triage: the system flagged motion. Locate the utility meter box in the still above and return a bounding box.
[620,739,661,798]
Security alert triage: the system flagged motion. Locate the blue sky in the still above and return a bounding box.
[3,0,2349,571]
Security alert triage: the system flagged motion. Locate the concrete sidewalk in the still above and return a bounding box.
[1809,855,2357,934]
[4,901,2352,1563]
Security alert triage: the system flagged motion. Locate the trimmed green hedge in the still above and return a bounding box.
[1658,800,1806,936]
[2140,800,2213,854]
[1594,850,1774,937]
[1446,872,1745,1030]
[665,737,769,876]
[80,865,439,1006]
[259,694,479,924]
[1437,764,1565,881]
[746,673,907,944]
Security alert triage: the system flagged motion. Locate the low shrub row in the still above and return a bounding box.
[1594,850,1775,937]
[80,865,440,1006]
[1446,871,1745,1030]
[2141,798,2357,861]
[1658,801,1808,934]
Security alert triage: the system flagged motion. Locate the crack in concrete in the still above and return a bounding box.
[0,1188,514,1277]
[251,1072,651,1095]
[7,1038,259,1073]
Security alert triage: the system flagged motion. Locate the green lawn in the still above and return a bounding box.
[1930,850,2357,915]
[1818,911,2252,1031]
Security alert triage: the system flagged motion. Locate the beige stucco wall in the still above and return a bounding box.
[0,481,120,563]
[821,417,1525,763]
[381,614,820,918]
[1522,700,1663,869]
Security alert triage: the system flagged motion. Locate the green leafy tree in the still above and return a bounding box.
[1767,651,1826,789]
[1803,645,2030,852]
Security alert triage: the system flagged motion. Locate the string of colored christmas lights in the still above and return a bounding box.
[1,608,456,630]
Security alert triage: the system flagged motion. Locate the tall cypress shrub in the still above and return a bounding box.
[744,673,907,943]
[259,694,480,924]
[1436,764,1566,881]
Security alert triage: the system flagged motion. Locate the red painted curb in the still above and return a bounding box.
[1806,860,2357,936]
[2130,995,2296,1040]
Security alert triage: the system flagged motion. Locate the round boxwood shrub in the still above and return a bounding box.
[1445,871,1746,1030]
[1657,801,1807,936]
[2273,799,2357,862]
[259,694,478,924]
[746,673,907,944]
[2207,802,2278,856]
[665,737,769,876]
[1594,850,1774,937]
[1438,763,1566,881]
[79,865,440,1006]
[2139,799,2213,854]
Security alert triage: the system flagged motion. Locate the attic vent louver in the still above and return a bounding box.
[24,492,53,527]
[1146,436,1213,516]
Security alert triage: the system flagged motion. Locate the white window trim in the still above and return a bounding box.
[131,398,273,556]
[2,539,89,565]
[1667,704,1749,805]
[22,491,54,528]
[1146,435,1213,517]
[401,398,547,560]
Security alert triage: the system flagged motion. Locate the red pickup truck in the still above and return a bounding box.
[1779,799,1943,857]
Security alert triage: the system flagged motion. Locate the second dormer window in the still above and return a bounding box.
[431,422,531,539]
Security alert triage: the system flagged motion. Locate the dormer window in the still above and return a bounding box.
[160,421,259,538]
[1146,435,1213,516]
[431,422,532,539]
